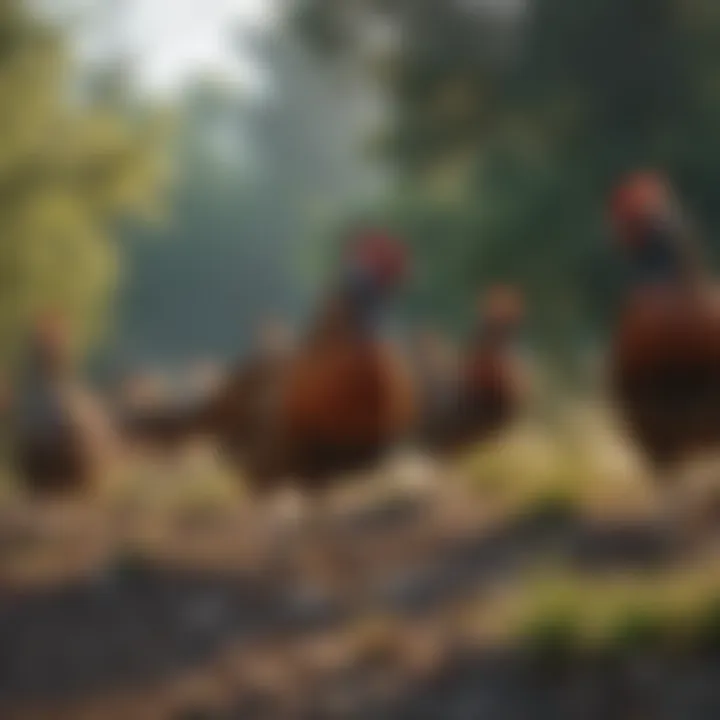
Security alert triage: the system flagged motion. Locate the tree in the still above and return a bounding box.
[296,0,720,372]
[115,14,384,366]
[0,0,167,367]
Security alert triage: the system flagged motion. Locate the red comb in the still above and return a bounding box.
[480,285,524,325]
[609,171,673,238]
[350,230,408,285]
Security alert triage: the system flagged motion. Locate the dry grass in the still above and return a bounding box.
[6,406,720,718]
[457,401,655,520]
[0,399,652,519]
[3,402,720,645]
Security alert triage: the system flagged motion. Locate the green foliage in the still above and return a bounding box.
[0,0,167,366]
[297,0,720,368]
[504,567,720,660]
[691,596,720,652]
[111,15,384,365]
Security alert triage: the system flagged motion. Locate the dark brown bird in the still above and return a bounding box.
[123,232,416,493]
[11,313,118,495]
[609,171,720,483]
[420,286,526,455]
[119,320,293,463]
[250,231,416,491]
[198,318,295,477]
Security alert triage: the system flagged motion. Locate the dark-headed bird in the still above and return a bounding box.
[11,313,118,495]
[609,171,720,487]
[122,232,416,494]
[198,318,295,477]
[420,286,526,455]
[262,230,416,491]
[120,319,294,466]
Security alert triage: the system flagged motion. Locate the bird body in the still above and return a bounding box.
[15,382,115,495]
[235,234,414,489]
[122,231,415,493]
[611,284,720,471]
[11,317,118,495]
[418,288,525,455]
[200,338,293,477]
[610,171,720,474]
[275,318,415,488]
[458,331,524,447]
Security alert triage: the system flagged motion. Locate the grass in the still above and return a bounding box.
[457,402,652,521]
[0,398,650,522]
[519,605,583,661]
[496,566,720,656]
[11,397,720,720]
[694,597,720,652]
[103,444,244,518]
[5,400,720,662]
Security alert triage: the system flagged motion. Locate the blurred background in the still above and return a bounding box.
[3,0,720,718]
[8,0,720,376]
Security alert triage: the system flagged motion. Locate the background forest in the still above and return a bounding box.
[3,0,720,378]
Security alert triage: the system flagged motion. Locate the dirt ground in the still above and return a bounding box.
[2,450,715,720]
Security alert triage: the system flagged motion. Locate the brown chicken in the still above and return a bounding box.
[609,171,720,482]
[11,313,118,495]
[124,232,415,493]
[420,287,525,455]
[120,320,292,461]
[200,319,295,477]
[248,232,416,491]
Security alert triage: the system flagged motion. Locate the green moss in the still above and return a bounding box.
[521,487,579,526]
[519,607,582,661]
[107,544,153,584]
[691,596,720,652]
[605,606,670,653]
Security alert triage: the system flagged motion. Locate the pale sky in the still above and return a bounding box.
[39,0,280,95]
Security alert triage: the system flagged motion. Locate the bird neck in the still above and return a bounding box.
[474,322,517,352]
[630,239,686,287]
[341,267,390,338]
[628,221,704,290]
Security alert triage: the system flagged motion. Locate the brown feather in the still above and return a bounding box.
[612,286,720,471]
[13,378,118,495]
